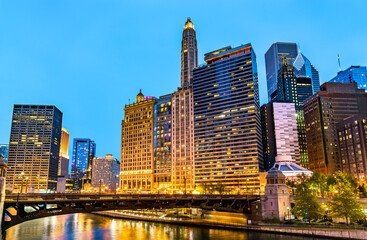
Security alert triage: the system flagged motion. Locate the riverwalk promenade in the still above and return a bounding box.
[95,211,367,240]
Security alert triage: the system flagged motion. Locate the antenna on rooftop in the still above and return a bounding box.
[129,99,130,104]
[337,54,342,72]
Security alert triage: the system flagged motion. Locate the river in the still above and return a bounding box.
[5,213,326,240]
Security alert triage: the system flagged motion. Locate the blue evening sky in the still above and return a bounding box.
[1,1,366,166]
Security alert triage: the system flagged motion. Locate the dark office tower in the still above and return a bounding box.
[337,115,367,182]
[265,42,298,101]
[304,83,367,175]
[292,51,320,93]
[193,44,263,194]
[154,94,173,191]
[329,66,367,90]
[71,138,96,190]
[275,56,313,168]
[181,17,198,88]
[7,105,62,193]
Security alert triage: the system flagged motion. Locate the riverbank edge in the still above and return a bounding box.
[93,211,367,240]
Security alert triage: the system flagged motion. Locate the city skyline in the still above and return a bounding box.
[1,1,367,160]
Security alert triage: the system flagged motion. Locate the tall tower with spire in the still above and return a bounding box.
[181,17,198,88]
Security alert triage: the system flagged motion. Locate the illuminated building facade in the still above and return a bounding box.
[193,44,263,194]
[181,17,198,87]
[261,102,300,171]
[304,82,367,174]
[0,144,8,163]
[121,90,155,192]
[337,115,367,183]
[58,127,69,177]
[171,88,195,192]
[7,105,62,193]
[71,138,96,190]
[91,154,120,191]
[154,94,173,191]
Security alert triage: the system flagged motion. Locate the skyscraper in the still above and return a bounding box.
[193,44,263,194]
[261,102,300,171]
[181,17,198,87]
[275,56,313,168]
[91,154,120,191]
[71,138,96,190]
[171,88,195,193]
[154,94,173,191]
[58,127,69,177]
[120,90,155,192]
[7,105,62,193]
[0,144,8,163]
[304,82,367,174]
[265,42,298,101]
[329,66,367,90]
[170,18,197,193]
[292,51,320,93]
[337,115,367,182]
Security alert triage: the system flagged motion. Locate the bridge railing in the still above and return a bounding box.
[5,193,255,202]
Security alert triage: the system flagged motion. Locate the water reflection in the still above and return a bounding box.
[6,213,324,240]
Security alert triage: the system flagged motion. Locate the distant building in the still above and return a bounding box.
[193,44,263,194]
[261,102,300,171]
[154,94,173,191]
[329,66,367,90]
[58,127,69,177]
[292,51,320,93]
[274,56,313,168]
[304,82,367,174]
[0,144,8,163]
[121,90,155,192]
[57,176,73,193]
[91,154,120,191]
[181,17,198,87]
[71,138,96,190]
[7,105,62,193]
[337,115,367,182]
[265,42,298,101]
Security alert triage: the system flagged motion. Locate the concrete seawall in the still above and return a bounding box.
[94,211,367,240]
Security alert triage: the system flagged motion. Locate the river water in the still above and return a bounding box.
[5,213,325,240]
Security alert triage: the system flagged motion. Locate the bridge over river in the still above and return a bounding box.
[2,193,259,231]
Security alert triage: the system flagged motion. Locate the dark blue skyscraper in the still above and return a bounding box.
[71,138,96,189]
[292,51,320,93]
[329,66,367,90]
[265,42,298,101]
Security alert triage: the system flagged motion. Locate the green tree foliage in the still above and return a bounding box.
[292,177,324,223]
[329,171,365,224]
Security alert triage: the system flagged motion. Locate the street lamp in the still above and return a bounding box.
[287,206,290,220]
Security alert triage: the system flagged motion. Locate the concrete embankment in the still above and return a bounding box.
[94,211,367,240]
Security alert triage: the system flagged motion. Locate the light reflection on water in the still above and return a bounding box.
[5,213,324,240]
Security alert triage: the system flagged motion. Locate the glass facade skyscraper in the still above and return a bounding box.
[292,51,320,93]
[0,144,8,163]
[193,44,263,194]
[7,105,62,193]
[71,138,96,189]
[265,42,298,101]
[329,66,367,90]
